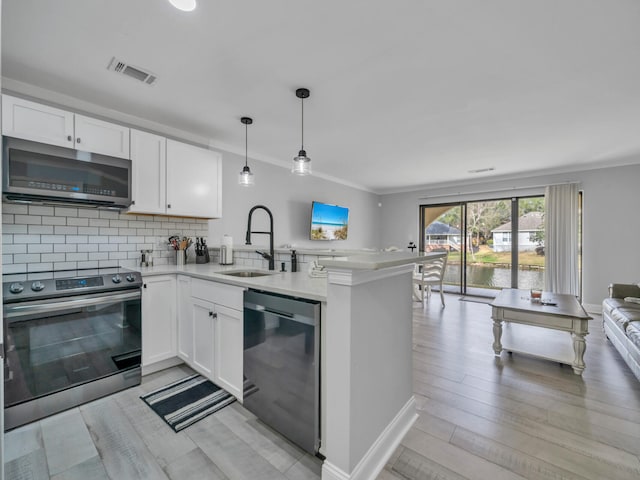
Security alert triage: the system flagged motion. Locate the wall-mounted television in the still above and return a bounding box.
[310,201,349,240]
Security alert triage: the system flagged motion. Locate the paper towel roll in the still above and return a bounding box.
[220,235,233,264]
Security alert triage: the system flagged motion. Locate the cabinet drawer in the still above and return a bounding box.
[191,278,244,309]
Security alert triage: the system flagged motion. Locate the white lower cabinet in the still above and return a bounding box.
[191,298,216,378]
[142,275,177,367]
[177,275,193,362]
[176,277,244,399]
[214,304,243,399]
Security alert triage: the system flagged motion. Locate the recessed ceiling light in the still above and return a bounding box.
[169,0,196,12]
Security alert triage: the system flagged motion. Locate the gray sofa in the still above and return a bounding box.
[602,283,640,380]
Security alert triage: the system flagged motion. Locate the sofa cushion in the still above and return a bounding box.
[627,322,640,350]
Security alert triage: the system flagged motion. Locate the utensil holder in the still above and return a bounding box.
[176,250,187,266]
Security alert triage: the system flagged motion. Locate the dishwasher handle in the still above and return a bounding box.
[244,302,318,327]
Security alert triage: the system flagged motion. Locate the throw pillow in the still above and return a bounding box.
[624,297,640,304]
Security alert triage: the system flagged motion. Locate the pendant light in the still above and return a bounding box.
[238,117,255,187]
[292,88,312,176]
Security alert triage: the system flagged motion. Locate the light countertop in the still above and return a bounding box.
[137,263,328,301]
[317,251,447,270]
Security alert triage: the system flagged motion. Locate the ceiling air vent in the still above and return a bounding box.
[107,57,157,86]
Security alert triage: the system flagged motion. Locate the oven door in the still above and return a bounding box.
[3,290,141,409]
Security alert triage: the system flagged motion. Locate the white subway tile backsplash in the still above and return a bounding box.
[41,235,65,244]
[14,234,40,244]
[15,215,42,225]
[55,244,78,253]
[89,219,110,227]
[3,204,28,214]
[98,211,119,220]
[55,226,78,235]
[78,209,99,218]
[27,262,53,272]
[28,206,55,216]
[65,235,88,244]
[28,225,55,235]
[6,244,27,254]
[42,216,67,226]
[4,224,28,234]
[77,261,99,269]
[41,253,66,262]
[28,244,53,254]
[67,217,89,227]
[66,253,88,262]
[54,207,78,217]
[3,203,210,270]
[54,262,77,270]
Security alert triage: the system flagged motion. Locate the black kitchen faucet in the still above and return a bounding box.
[245,205,275,270]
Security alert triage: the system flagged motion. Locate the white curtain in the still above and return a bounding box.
[544,183,579,295]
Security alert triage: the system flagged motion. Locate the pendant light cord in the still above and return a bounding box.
[301,96,304,151]
[245,122,249,168]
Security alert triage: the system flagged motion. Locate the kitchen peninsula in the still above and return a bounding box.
[140,251,443,480]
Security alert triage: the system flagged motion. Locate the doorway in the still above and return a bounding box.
[419,196,546,297]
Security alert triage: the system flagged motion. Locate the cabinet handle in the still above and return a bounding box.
[76,137,81,144]
[209,311,217,318]
[131,200,135,205]
[167,204,171,209]
[67,135,72,141]
[143,284,147,289]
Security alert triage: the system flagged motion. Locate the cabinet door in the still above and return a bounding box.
[166,139,222,218]
[192,298,216,380]
[1,94,74,147]
[129,129,166,214]
[177,275,193,362]
[74,114,130,158]
[142,275,177,367]
[215,304,243,399]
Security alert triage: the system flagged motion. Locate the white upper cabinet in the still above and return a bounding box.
[74,114,130,158]
[166,139,222,218]
[129,129,167,214]
[2,94,74,148]
[1,94,130,158]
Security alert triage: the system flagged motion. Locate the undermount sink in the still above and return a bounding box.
[219,270,274,278]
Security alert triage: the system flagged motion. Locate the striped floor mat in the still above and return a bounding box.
[140,374,236,432]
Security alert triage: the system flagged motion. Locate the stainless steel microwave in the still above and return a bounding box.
[2,136,132,209]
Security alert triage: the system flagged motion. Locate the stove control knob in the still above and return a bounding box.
[125,274,136,282]
[112,275,122,284]
[9,282,24,294]
[31,281,45,292]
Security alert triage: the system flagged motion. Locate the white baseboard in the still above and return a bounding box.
[583,303,601,315]
[141,357,183,376]
[321,396,418,480]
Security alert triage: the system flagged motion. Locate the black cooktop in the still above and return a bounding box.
[2,267,142,303]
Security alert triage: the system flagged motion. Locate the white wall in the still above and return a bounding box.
[209,150,381,251]
[379,163,640,307]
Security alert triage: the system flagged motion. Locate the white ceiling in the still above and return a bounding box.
[3,0,640,193]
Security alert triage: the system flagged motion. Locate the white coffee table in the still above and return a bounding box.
[490,289,592,375]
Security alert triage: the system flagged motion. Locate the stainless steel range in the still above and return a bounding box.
[2,267,142,430]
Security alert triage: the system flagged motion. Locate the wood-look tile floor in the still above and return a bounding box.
[5,296,640,479]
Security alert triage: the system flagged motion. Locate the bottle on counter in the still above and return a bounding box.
[291,250,297,273]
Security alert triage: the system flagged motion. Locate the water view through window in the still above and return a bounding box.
[420,197,546,296]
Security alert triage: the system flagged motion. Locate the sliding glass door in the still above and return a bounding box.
[419,196,546,297]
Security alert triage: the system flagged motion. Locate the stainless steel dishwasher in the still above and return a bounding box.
[243,289,320,454]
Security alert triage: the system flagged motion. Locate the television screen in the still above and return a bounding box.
[310,201,349,240]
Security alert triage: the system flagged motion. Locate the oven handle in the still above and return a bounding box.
[3,290,141,319]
